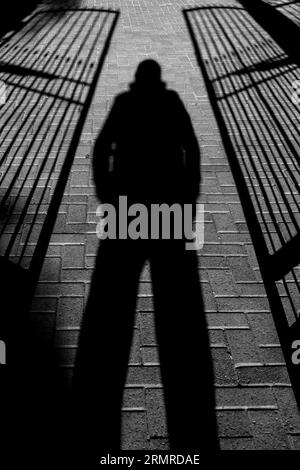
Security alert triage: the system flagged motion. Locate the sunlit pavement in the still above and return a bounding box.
[2,0,300,450]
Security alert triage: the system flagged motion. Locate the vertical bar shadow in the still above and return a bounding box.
[183,3,300,407]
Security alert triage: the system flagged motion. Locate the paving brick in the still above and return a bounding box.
[226,329,261,364]
[140,263,151,281]
[202,220,221,242]
[139,312,157,345]
[209,269,238,296]
[236,364,290,385]
[217,296,270,312]
[57,297,84,328]
[202,282,217,311]
[137,296,154,312]
[39,257,61,282]
[67,204,87,224]
[45,245,61,257]
[236,282,266,296]
[138,282,153,296]
[273,387,300,433]
[209,329,226,346]
[260,345,285,364]
[217,172,236,187]
[61,268,93,282]
[207,312,248,328]
[249,410,291,449]
[129,329,142,365]
[199,255,228,269]
[220,437,255,450]
[126,366,162,386]
[31,297,57,313]
[216,386,277,409]
[220,232,252,243]
[15,0,299,451]
[53,214,67,232]
[212,347,238,386]
[62,244,85,268]
[35,282,85,297]
[56,346,76,366]
[71,171,89,187]
[142,346,160,365]
[55,329,80,347]
[121,411,149,450]
[123,387,145,409]
[201,243,246,255]
[247,313,280,344]
[228,257,257,282]
[217,410,253,437]
[213,213,238,233]
[145,389,168,438]
[150,438,169,450]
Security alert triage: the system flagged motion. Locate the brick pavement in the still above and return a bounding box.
[1,0,300,451]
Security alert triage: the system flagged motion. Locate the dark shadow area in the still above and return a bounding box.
[72,60,219,455]
[261,0,300,26]
[43,0,82,6]
[0,1,39,38]
[183,3,300,406]
[238,0,300,63]
[0,61,56,79]
[40,0,85,19]
[0,7,119,462]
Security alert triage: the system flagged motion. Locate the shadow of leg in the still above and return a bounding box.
[151,241,219,451]
[72,240,144,458]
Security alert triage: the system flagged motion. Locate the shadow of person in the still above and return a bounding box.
[72,59,219,456]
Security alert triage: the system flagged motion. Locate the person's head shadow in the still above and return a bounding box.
[72,60,219,455]
[130,59,166,91]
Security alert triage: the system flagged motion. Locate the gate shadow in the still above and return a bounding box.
[183,1,300,406]
[0,6,120,462]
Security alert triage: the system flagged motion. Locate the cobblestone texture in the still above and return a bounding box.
[1,0,300,450]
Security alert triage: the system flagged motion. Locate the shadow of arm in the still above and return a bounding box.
[92,98,119,202]
[178,98,201,202]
